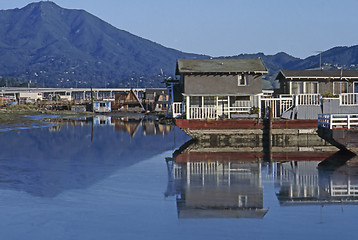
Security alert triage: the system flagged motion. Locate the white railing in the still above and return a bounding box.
[172,102,183,118]
[295,94,320,106]
[340,93,358,106]
[262,95,294,118]
[188,106,216,119]
[226,106,251,114]
[318,113,358,129]
[232,100,251,108]
[330,185,358,196]
[227,101,252,117]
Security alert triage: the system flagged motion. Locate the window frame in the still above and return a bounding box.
[238,73,248,86]
[333,81,348,94]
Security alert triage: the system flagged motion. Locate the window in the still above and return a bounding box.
[100,102,106,107]
[238,74,247,86]
[333,82,348,94]
[190,96,201,107]
[291,82,304,94]
[291,82,318,94]
[306,82,319,94]
[204,96,215,106]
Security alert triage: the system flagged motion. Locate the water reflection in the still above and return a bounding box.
[168,140,358,218]
[274,151,358,205]
[167,140,268,218]
[0,115,188,198]
[48,115,172,137]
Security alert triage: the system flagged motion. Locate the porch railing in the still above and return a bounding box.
[262,95,294,118]
[295,94,320,106]
[188,106,217,119]
[340,93,358,106]
[318,113,358,129]
[226,106,251,114]
[172,102,183,118]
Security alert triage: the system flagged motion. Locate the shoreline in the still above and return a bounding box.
[0,107,166,133]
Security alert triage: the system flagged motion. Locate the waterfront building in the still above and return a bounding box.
[93,100,112,113]
[275,70,358,119]
[169,58,268,119]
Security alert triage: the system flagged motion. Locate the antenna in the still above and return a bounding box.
[315,51,323,70]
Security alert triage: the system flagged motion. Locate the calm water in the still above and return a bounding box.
[0,115,358,240]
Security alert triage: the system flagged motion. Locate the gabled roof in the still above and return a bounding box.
[277,69,358,80]
[176,58,267,75]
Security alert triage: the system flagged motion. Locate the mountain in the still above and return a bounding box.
[0,1,357,89]
[0,1,207,88]
[290,46,358,70]
[229,45,358,88]
[225,52,302,88]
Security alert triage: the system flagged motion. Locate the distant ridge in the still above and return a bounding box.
[0,1,207,88]
[0,1,357,88]
[228,46,358,88]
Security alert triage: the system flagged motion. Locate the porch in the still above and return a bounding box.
[180,95,261,120]
[171,93,358,120]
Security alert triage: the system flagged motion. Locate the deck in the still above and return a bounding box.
[318,113,358,153]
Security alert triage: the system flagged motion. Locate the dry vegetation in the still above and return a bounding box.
[0,104,91,125]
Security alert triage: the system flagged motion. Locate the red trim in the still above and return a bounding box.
[175,119,318,130]
[175,119,263,130]
[175,151,336,163]
[176,152,263,163]
[271,151,336,161]
[271,119,318,129]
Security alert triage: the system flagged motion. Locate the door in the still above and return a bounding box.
[217,96,228,119]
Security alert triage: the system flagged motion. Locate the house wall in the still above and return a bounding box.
[184,74,262,95]
[322,98,358,114]
[93,101,111,112]
[279,78,358,95]
[317,80,353,95]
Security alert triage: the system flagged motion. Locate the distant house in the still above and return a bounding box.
[169,58,268,119]
[143,88,169,112]
[276,70,358,95]
[113,89,144,112]
[93,100,112,113]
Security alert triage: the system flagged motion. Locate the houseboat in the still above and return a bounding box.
[167,59,358,150]
[168,58,267,120]
[275,69,358,119]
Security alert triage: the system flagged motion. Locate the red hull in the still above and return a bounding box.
[175,119,318,130]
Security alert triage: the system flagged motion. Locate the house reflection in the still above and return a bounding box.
[274,151,358,205]
[168,139,358,217]
[48,115,172,137]
[166,140,268,219]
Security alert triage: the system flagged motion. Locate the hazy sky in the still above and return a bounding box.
[1,0,358,59]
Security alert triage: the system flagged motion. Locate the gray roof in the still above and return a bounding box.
[277,70,358,80]
[176,58,267,75]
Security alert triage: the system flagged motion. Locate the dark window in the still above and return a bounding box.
[238,74,247,86]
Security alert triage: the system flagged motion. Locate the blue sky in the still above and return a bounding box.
[1,0,358,58]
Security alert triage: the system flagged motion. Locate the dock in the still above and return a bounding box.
[318,113,358,152]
